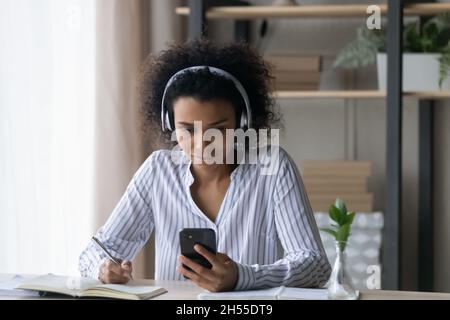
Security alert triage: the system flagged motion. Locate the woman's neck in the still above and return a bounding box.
[190,162,237,184]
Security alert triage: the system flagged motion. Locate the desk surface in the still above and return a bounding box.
[148,280,450,300]
[1,274,450,300]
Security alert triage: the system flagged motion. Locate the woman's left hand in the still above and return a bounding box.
[177,244,238,292]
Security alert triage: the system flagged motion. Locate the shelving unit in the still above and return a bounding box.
[179,0,448,291]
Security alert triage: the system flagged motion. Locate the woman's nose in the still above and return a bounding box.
[193,131,209,152]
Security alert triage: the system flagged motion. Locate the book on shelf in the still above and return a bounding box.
[301,160,372,177]
[299,159,374,212]
[266,55,322,91]
[305,185,367,194]
[303,177,367,192]
[274,83,319,90]
[16,274,167,300]
[274,71,322,83]
[265,55,322,72]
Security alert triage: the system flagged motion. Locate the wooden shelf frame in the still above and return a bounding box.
[176,3,450,19]
[273,90,450,99]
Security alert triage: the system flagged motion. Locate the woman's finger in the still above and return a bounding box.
[101,261,131,284]
[105,259,124,274]
[179,256,214,281]
[121,260,132,270]
[121,260,133,278]
[177,266,213,291]
[194,245,219,266]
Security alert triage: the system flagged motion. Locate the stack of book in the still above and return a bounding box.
[265,55,322,91]
[301,160,373,212]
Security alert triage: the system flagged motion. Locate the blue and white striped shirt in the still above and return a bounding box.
[79,146,331,290]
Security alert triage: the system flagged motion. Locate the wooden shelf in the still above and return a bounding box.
[176,3,450,19]
[274,90,450,99]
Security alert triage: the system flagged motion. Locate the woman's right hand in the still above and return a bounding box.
[99,259,133,284]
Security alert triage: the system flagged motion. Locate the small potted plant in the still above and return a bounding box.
[334,14,450,91]
[320,198,359,300]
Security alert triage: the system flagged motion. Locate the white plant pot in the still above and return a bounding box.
[377,52,450,91]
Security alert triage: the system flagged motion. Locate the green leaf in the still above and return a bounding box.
[334,27,385,69]
[328,205,341,224]
[345,212,356,225]
[405,22,421,52]
[335,198,347,215]
[335,13,450,70]
[320,228,338,238]
[423,21,439,40]
[436,28,450,48]
[434,13,450,31]
[439,50,450,87]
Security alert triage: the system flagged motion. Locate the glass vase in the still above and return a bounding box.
[326,241,359,300]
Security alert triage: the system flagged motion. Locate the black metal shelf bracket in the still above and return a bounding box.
[383,0,403,290]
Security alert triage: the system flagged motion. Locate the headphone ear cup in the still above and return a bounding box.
[165,112,172,131]
[240,112,248,130]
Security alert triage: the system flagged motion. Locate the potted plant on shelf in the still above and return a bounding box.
[320,198,359,300]
[334,13,450,91]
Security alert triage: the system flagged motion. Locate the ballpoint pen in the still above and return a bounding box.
[91,236,133,279]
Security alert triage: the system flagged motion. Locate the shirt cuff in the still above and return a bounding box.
[234,262,256,291]
[91,257,108,280]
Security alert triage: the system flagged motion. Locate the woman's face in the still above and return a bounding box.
[172,97,237,165]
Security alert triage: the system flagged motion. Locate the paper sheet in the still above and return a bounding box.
[0,275,41,297]
[198,286,328,300]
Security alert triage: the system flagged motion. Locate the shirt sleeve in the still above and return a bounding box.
[234,149,331,290]
[78,152,157,279]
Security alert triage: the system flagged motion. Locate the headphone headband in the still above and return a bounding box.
[160,66,252,132]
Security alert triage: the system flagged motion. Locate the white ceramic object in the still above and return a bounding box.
[377,52,450,91]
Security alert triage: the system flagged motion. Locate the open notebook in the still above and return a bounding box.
[198,286,329,300]
[16,274,167,300]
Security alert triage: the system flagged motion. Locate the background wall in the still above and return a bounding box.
[206,0,450,291]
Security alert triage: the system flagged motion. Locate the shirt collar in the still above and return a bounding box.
[181,152,249,187]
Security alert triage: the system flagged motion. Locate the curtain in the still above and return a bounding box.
[94,0,183,278]
[0,0,96,275]
[0,0,183,278]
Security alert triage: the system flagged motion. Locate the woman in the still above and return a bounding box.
[79,40,331,292]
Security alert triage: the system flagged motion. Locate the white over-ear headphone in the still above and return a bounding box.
[160,66,252,132]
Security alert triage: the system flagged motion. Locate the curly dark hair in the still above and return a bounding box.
[139,39,280,145]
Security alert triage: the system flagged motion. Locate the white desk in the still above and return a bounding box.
[137,280,450,300]
[1,274,450,300]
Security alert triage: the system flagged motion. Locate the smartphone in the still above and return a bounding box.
[179,228,217,277]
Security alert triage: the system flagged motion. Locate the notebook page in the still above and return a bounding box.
[92,283,165,296]
[16,274,100,296]
[198,287,283,300]
[0,275,41,297]
[277,287,328,300]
